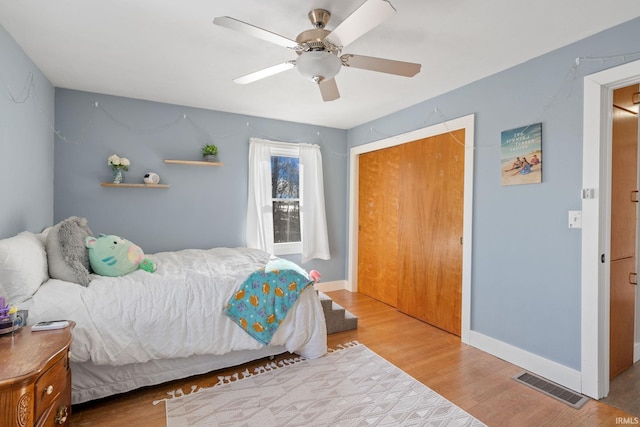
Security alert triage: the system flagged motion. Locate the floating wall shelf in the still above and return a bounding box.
[100,183,170,188]
[164,160,224,166]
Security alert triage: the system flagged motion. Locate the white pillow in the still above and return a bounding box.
[0,231,49,305]
[36,226,52,245]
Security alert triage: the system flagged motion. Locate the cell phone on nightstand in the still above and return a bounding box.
[31,320,70,331]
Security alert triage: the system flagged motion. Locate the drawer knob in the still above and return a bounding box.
[55,405,68,424]
[46,385,54,395]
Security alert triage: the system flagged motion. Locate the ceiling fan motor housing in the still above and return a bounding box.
[295,9,340,54]
[296,29,337,53]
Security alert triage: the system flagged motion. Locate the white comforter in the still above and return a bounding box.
[23,247,327,366]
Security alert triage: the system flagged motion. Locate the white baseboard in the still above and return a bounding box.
[468,330,582,393]
[314,280,347,293]
[635,342,640,363]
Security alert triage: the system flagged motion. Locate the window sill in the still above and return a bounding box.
[273,242,302,256]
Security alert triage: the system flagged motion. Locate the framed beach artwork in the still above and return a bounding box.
[501,123,542,186]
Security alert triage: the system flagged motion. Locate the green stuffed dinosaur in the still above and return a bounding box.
[85,234,156,277]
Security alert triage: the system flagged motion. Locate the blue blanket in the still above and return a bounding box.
[224,259,314,345]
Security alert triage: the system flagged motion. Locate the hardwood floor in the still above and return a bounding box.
[602,360,640,417]
[69,291,634,427]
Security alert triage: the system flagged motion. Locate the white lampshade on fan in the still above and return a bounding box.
[296,51,342,83]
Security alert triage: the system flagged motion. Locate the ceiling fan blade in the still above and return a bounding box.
[325,0,396,48]
[319,78,340,102]
[213,16,298,49]
[233,61,296,84]
[341,54,421,77]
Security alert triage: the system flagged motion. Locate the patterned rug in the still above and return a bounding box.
[158,342,486,426]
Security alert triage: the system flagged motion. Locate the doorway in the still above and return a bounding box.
[581,59,640,399]
[347,114,475,343]
[609,83,638,381]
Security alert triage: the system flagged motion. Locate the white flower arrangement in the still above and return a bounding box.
[108,154,130,171]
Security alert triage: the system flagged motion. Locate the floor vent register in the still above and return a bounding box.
[513,371,589,409]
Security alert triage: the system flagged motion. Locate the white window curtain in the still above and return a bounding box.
[246,139,274,254]
[246,138,330,263]
[298,143,330,263]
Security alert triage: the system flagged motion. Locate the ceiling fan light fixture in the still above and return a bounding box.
[296,51,341,83]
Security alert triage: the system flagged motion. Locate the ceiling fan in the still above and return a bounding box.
[212,0,421,102]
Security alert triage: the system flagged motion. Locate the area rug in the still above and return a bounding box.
[156,342,486,426]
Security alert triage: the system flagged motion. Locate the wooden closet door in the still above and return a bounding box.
[397,130,465,336]
[357,146,400,307]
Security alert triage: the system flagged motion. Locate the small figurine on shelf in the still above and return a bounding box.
[201,144,219,162]
[108,154,131,183]
[143,172,160,184]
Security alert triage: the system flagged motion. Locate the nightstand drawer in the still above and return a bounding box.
[35,354,68,419]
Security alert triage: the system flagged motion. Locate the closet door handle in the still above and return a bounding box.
[630,272,637,285]
[631,190,639,203]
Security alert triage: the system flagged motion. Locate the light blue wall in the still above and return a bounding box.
[53,90,348,281]
[0,25,55,238]
[348,17,640,370]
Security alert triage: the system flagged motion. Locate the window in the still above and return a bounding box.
[271,153,302,254]
[247,138,330,263]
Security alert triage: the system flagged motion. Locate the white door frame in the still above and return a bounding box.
[347,114,475,343]
[581,59,640,399]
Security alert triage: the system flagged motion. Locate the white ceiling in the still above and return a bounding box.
[1,0,639,129]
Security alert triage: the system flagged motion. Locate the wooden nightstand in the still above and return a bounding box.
[0,322,74,427]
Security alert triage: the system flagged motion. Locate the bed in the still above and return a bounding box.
[0,218,327,404]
